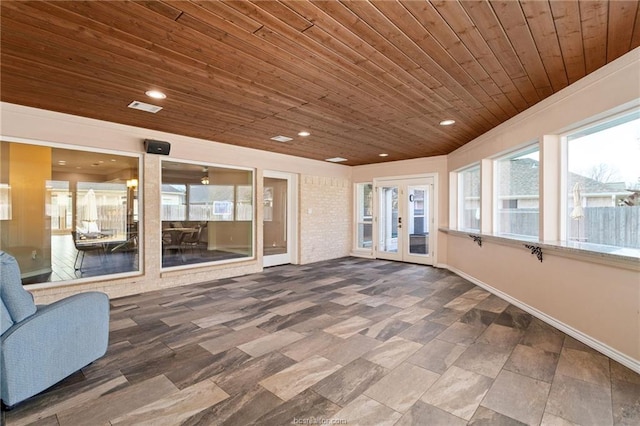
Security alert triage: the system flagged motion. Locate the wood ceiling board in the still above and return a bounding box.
[284,0,496,130]
[1,0,636,165]
[370,0,517,118]
[548,0,586,85]
[579,1,609,74]
[426,1,531,111]
[520,0,569,92]
[607,1,639,62]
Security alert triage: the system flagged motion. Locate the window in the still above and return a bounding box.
[161,161,254,268]
[0,140,140,285]
[355,183,373,249]
[495,146,540,238]
[458,165,481,231]
[565,111,640,249]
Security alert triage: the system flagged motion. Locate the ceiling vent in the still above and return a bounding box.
[270,135,293,143]
[325,157,348,163]
[128,101,162,113]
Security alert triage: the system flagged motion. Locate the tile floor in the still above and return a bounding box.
[6,257,640,425]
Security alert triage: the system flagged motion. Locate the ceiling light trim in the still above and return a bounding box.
[145,90,167,99]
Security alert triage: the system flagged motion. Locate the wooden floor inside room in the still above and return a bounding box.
[7,258,639,425]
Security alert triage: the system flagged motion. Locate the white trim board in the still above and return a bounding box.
[445,264,640,375]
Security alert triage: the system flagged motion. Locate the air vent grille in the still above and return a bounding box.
[128,101,162,113]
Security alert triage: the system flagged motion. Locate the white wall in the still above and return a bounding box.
[1,102,352,303]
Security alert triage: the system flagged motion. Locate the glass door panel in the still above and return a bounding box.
[376,178,434,265]
[263,171,296,267]
[405,184,431,263]
[263,177,287,256]
[378,184,401,261]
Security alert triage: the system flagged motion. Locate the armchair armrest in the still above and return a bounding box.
[1,292,109,406]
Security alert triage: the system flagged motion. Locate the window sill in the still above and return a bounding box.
[440,228,640,271]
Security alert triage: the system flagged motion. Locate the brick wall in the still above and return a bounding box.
[299,175,352,264]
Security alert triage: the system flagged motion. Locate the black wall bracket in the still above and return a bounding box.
[524,244,543,262]
[468,234,482,247]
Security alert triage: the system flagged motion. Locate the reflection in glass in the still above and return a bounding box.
[161,161,254,268]
[566,112,640,248]
[459,165,481,231]
[0,140,140,285]
[380,185,399,253]
[408,186,428,255]
[496,147,540,237]
[263,178,287,256]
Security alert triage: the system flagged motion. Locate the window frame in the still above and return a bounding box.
[353,182,374,253]
[456,163,481,232]
[0,136,143,289]
[493,143,541,239]
[160,158,255,271]
[559,108,640,250]
[448,105,639,265]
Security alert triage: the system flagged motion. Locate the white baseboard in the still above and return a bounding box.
[446,265,640,375]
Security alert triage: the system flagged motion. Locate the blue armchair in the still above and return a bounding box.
[0,251,109,407]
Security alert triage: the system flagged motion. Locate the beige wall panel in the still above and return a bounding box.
[447,234,639,362]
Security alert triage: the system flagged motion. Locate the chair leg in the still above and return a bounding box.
[75,251,86,271]
[74,251,81,270]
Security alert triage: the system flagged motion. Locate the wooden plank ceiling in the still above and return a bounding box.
[2,1,639,166]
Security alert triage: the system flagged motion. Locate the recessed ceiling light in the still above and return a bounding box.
[270,135,293,143]
[298,131,310,137]
[379,153,389,157]
[57,160,66,165]
[145,90,166,99]
[439,119,456,126]
[325,157,348,163]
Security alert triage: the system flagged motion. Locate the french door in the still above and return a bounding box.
[263,171,297,267]
[375,177,434,265]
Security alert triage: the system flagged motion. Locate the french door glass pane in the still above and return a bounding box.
[408,186,428,255]
[356,183,373,249]
[263,177,287,256]
[380,186,399,253]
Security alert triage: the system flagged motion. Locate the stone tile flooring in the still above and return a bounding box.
[6,257,640,425]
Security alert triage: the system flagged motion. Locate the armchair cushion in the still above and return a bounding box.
[0,251,110,407]
[0,299,12,334]
[0,251,36,322]
[1,292,109,406]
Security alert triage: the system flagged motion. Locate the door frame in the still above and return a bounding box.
[373,173,438,265]
[262,170,298,267]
